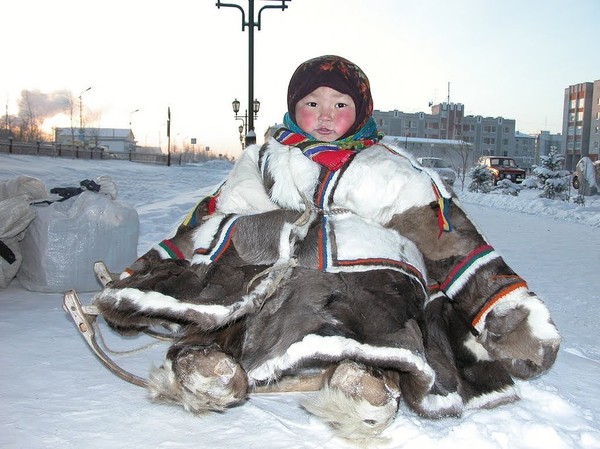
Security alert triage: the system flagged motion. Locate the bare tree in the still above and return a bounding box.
[17,91,45,142]
[446,139,475,191]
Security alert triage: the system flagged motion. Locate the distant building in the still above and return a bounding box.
[373,102,517,163]
[514,131,536,169]
[54,127,137,153]
[264,123,282,141]
[534,131,562,166]
[562,79,600,170]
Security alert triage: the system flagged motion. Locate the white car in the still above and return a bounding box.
[417,157,457,186]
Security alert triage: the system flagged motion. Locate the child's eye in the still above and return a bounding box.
[307,101,317,107]
[335,103,347,108]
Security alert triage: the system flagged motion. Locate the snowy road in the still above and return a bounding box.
[1,154,599,448]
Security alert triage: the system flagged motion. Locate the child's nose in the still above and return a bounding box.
[319,109,333,121]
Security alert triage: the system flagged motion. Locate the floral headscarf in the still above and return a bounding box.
[286,55,374,139]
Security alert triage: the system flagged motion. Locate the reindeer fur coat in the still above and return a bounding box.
[94,139,561,419]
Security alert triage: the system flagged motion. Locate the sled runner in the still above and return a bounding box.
[63,288,149,387]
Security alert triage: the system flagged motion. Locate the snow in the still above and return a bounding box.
[1,153,599,449]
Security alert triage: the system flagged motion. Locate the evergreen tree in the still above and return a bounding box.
[468,166,493,193]
[533,147,570,201]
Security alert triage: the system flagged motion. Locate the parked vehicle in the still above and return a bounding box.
[477,156,526,185]
[417,157,457,186]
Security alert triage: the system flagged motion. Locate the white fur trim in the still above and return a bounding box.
[330,213,426,277]
[423,290,445,309]
[263,141,321,210]
[247,334,435,387]
[191,214,227,252]
[444,251,501,300]
[99,287,231,316]
[255,141,448,226]
[418,391,463,416]
[152,243,173,260]
[191,215,238,265]
[464,384,520,410]
[463,332,492,361]
[216,144,279,214]
[95,266,289,328]
[332,145,442,225]
[474,288,561,341]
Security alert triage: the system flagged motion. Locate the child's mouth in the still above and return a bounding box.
[316,128,333,135]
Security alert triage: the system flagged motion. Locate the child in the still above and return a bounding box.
[92,55,561,442]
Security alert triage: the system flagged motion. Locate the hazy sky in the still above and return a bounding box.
[4,0,599,157]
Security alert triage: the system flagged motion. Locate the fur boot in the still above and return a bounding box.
[301,361,401,443]
[147,345,248,414]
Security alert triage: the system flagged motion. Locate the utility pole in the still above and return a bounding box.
[167,107,171,167]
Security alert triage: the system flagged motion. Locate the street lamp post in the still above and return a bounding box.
[232,98,260,148]
[129,109,140,127]
[78,87,91,146]
[217,0,290,147]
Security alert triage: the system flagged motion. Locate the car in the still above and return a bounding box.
[477,156,526,185]
[417,157,457,186]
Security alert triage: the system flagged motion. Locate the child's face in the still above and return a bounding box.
[294,86,356,141]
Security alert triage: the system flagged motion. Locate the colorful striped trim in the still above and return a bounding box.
[158,239,186,260]
[471,281,528,331]
[274,128,306,146]
[317,215,329,271]
[431,182,452,236]
[181,184,224,227]
[193,217,238,264]
[315,215,427,291]
[314,170,336,210]
[440,244,498,298]
[335,257,426,286]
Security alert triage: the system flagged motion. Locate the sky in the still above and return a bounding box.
[3,0,599,157]
[1,153,600,448]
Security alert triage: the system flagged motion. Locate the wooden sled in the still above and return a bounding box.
[63,262,326,394]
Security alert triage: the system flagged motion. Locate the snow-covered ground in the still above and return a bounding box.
[1,153,599,449]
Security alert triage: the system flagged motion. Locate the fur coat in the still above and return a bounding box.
[93,139,561,419]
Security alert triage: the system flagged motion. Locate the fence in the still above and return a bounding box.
[0,140,179,165]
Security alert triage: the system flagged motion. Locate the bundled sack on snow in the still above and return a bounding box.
[0,176,48,288]
[18,176,139,293]
[574,157,600,196]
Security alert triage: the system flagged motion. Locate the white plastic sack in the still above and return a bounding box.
[17,190,139,292]
[0,176,48,288]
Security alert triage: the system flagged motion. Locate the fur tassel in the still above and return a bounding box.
[301,361,400,443]
[301,387,398,444]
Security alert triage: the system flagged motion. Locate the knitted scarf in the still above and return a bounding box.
[274,114,381,171]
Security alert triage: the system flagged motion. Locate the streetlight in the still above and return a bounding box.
[79,87,92,130]
[129,109,140,127]
[79,86,92,147]
[217,0,290,147]
[79,86,91,146]
[232,98,260,148]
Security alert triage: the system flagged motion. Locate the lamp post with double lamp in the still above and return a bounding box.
[78,87,91,146]
[217,0,291,147]
[232,98,260,148]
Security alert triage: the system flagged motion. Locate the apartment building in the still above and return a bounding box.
[535,131,562,165]
[562,79,600,170]
[373,103,517,166]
